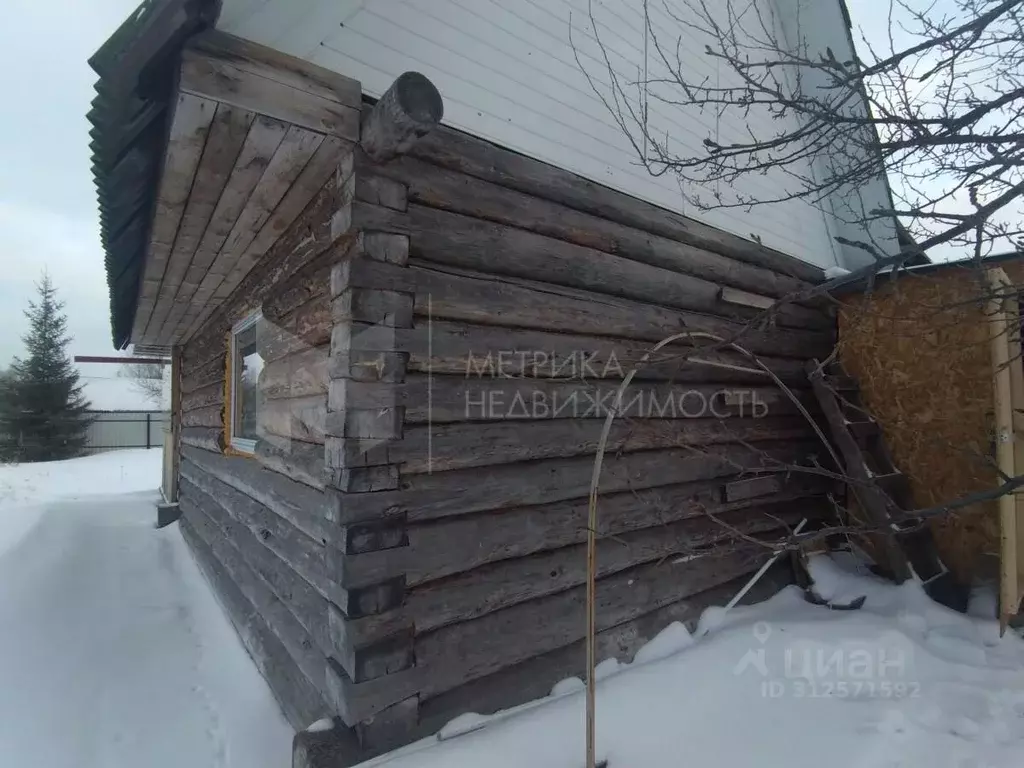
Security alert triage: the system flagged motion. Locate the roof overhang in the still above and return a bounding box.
[89,2,360,351]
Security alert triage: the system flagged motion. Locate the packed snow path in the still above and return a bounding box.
[0,450,291,768]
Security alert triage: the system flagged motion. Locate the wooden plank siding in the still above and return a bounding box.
[165,61,834,760]
[129,32,360,352]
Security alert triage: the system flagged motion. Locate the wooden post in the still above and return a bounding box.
[360,72,443,163]
[987,268,1023,631]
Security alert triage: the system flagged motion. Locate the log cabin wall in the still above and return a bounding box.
[176,145,356,730]
[171,67,837,759]
[320,94,839,752]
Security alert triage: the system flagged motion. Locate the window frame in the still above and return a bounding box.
[226,309,264,455]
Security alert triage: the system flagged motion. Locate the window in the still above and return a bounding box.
[227,310,267,454]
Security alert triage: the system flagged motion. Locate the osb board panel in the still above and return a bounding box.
[838,270,999,582]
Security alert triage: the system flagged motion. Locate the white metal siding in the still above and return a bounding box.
[217,0,892,269]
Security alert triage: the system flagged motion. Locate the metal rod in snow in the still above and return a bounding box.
[697,518,807,637]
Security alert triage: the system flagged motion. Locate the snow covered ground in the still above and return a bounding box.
[361,558,1024,768]
[0,449,291,768]
[3,451,1024,768]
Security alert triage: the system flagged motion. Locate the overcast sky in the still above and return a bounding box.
[0,0,142,373]
[0,0,954,371]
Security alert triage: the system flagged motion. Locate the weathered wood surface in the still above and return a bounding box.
[408,124,825,283]
[187,30,362,108]
[725,475,783,501]
[387,479,827,588]
[333,320,809,384]
[256,433,326,489]
[412,543,773,699]
[360,72,443,163]
[173,117,291,338]
[182,351,227,393]
[182,404,222,429]
[151,103,256,344]
[180,42,359,140]
[179,518,329,729]
[135,93,217,341]
[332,538,775,724]
[370,156,813,299]
[183,145,348,347]
[353,202,827,330]
[181,426,223,453]
[182,494,329,699]
[259,345,329,400]
[188,127,325,325]
[347,375,810,424]
[217,136,346,303]
[183,174,346,365]
[180,462,343,606]
[261,258,332,324]
[334,440,822,524]
[341,495,810,601]
[391,417,814,474]
[181,381,223,412]
[408,505,807,633]
[340,258,832,360]
[720,286,775,310]
[417,561,792,730]
[258,395,328,444]
[181,480,332,655]
[181,445,341,543]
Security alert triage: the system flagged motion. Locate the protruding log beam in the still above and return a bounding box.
[361,73,443,164]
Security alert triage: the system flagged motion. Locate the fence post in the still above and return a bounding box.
[146,413,152,449]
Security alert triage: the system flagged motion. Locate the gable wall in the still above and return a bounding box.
[216,0,895,270]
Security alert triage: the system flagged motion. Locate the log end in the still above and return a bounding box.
[393,71,443,128]
[361,72,444,163]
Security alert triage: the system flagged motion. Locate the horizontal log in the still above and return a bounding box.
[358,375,813,423]
[257,395,327,444]
[262,296,332,363]
[371,155,813,299]
[261,258,333,324]
[392,416,815,474]
[182,380,223,412]
[337,477,830,592]
[335,439,824,524]
[409,124,825,283]
[182,351,226,393]
[181,444,341,543]
[181,426,223,453]
[179,518,329,729]
[181,494,330,700]
[725,475,783,501]
[353,202,827,330]
[416,542,772,698]
[334,320,810,384]
[418,561,792,730]
[179,465,344,607]
[182,404,223,429]
[341,258,833,360]
[180,477,332,656]
[409,505,808,633]
[259,345,329,399]
[256,433,326,489]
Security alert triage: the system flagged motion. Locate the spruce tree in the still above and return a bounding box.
[0,273,92,461]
